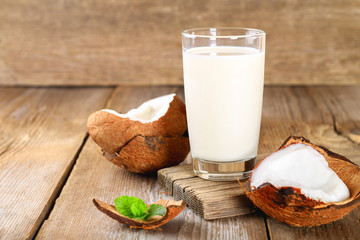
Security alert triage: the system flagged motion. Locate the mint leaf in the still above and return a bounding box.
[114,196,147,219]
[144,204,166,221]
[114,196,133,217]
[130,201,147,219]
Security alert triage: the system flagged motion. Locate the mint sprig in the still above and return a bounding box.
[114,196,166,221]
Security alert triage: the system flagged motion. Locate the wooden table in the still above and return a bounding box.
[1,86,359,239]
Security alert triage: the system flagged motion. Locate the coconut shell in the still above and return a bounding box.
[245,135,360,227]
[103,135,190,174]
[87,95,187,153]
[93,198,186,230]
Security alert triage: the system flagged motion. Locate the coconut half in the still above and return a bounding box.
[88,94,187,153]
[87,94,190,174]
[245,136,360,227]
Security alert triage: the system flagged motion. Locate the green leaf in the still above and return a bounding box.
[114,196,147,219]
[144,204,166,221]
[130,201,147,219]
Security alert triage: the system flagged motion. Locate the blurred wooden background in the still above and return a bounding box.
[0,0,359,86]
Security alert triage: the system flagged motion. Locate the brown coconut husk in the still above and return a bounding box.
[103,135,190,174]
[87,95,187,153]
[245,135,360,227]
[87,94,189,173]
[93,198,186,230]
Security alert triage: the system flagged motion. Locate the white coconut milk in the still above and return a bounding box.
[183,46,265,162]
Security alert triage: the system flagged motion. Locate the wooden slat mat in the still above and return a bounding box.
[158,164,255,220]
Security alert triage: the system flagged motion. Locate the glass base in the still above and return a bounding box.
[193,156,256,181]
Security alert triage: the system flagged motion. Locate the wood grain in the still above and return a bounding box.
[158,154,269,220]
[259,87,360,159]
[36,86,268,240]
[309,86,360,144]
[0,0,359,86]
[158,164,255,220]
[0,87,111,239]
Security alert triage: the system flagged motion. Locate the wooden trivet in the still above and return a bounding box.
[158,164,255,220]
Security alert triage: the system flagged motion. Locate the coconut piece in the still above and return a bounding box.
[245,136,360,227]
[87,94,190,174]
[103,135,190,174]
[87,94,187,153]
[93,198,186,230]
[251,143,350,203]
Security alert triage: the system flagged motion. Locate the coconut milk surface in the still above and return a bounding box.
[183,46,265,162]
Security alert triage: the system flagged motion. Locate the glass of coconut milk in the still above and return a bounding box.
[182,28,265,181]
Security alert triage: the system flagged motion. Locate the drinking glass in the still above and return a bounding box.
[182,27,266,181]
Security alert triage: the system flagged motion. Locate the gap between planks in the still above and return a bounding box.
[332,113,360,145]
[31,133,90,239]
[0,87,114,239]
[31,87,117,240]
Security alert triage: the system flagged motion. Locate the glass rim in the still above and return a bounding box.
[182,27,265,39]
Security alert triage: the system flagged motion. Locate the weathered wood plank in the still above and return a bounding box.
[158,162,194,193]
[173,175,254,220]
[0,0,359,86]
[260,86,360,239]
[259,87,360,160]
[36,86,268,240]
[309,86,360,144]
[0,87,112,239]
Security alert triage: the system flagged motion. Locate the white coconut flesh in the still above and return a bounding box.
[101,94,176,123]
[251,143,350,203]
